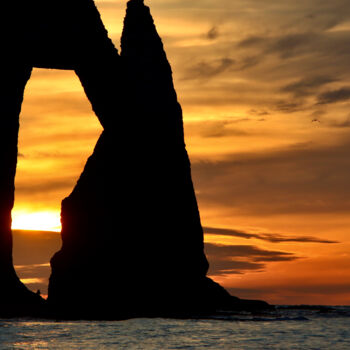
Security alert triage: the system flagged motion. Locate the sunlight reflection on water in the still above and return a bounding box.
[0,308,350,349]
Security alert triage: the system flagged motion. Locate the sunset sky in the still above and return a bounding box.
[12,0,350,305]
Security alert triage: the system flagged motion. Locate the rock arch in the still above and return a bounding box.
[0,0,269,318]
[0,0,121,316]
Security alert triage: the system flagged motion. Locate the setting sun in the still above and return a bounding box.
[11,210,61,232]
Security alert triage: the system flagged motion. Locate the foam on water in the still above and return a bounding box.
[0,307,349,349]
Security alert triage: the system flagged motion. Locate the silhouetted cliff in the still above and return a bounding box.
[0,0,118,316]
[0,0,270,319]
[48,0,270,318]
[3,0,117,71]
[0,66,44,317]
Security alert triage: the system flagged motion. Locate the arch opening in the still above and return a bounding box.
[12,68,102,298]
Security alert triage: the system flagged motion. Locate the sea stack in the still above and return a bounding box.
[49,0,270,318]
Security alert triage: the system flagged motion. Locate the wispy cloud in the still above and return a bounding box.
[205,243,299,276]
[317,87,350,104]
[281,76,336,97]
[204,227,339,244]
[184,58,235,80]
[192,140,350,215]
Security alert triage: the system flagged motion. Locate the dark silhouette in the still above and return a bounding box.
[0,65,45,317]
[0,0,270,318]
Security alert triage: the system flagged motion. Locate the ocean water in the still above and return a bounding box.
[0,307,349,349]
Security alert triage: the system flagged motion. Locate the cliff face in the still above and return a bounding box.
[0,65,44,316]
[0,0,269,318]
[49,0,271,318]
[0,0,118,316]
[4,0,117,70]
[48,0,214,317]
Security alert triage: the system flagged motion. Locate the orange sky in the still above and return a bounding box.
[12,0,350,305]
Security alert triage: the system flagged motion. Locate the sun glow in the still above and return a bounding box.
[11,210,61,232]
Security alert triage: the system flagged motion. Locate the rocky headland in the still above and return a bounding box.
[0,0,271,319]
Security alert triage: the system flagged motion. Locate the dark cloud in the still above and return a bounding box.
[206,243,297,261]
[205,243,298,276]
[317,87,350,104]
[237,36,266,48]
[238,56,263,70]
[206,26,219,40]
[274,100,305,113]
[282,76,336,97]
[175,14,350,113]
[12,231,62,295]
[12,230,61,265]
[15,264,50,280]
[184,58,235,80]
[237,33,318,59]
[249,109,270,117]
[267,33,318,59]
[184,120,249,138]
[325,116,350,128]
[227,253,350,301]
[192,140,350,215]
[204,227,339,244]
[237,27,350,59]
[207,259,264,275]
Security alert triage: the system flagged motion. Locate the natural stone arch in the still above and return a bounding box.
[0,0,269,318]
[0,0,123,315]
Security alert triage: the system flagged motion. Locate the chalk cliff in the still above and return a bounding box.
[0,0,118,316]
[0,66,44,317]
[48,0,270,318]
[0,0,269,318]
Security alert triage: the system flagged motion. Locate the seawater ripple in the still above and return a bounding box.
[0,307,349,349]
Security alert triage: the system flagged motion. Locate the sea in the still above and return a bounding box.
[0,306,349,349]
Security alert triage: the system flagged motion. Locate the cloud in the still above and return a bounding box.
[15,263,51,280]
[205,243,298,276]
[12,231,61,295]
[192,140,350,215]
[267,33,318,59]
[238,56,263,70]
[249,109,270,117]
[317,87,350,104]
[237,32,318,59]
[282,76,336,97]
[163,0,350,118]
[325,116,350,128]
[15,179,76,196]
[204,227,339,244]
[12,230,61,265]
[224,253,350,304]
[184,120,249,139]
[14,262,52,297]
[184,58,235,80]
[206,26,219,40]
[274,100,305,113]
[206,243,297,262]
[237,36,266,49]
